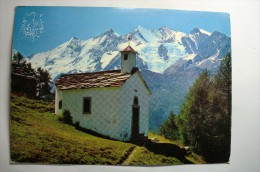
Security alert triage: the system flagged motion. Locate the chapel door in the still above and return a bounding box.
[132,96,140,137]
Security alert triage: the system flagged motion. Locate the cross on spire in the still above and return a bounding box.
[128,35,131,46]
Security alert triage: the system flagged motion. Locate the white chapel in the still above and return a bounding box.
[55,45,151,141]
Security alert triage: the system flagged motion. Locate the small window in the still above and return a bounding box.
[83,97,91,114]
[124,54,128,60]
[59,100,62,109]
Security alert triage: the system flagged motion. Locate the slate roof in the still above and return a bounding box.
[55,70,133,90]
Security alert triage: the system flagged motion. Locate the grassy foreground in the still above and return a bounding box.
[10,94,205,165]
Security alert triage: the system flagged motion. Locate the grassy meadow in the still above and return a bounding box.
[10,94,205,165]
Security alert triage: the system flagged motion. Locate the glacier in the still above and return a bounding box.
[27,26,192,79]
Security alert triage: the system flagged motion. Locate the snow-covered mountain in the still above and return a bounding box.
[28,26,230,81]
[129,25,185,44]
[25,26,231,131]
[144,28,230,131]
[164,28,231,74]
[28,29,123,79]
[27,26,190,79]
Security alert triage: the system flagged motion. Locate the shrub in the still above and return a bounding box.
[59,110,72,125]
[75,121,80,129]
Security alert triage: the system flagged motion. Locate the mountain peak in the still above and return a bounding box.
[101,28,119,37]
[190,27,200,34]
[136,25,150,33]
[69,36,80,42]
[136,25,145,30]
[105,28,114,33]
[198,29,211,36]
[159,26,171,31]
[190,28,211,36]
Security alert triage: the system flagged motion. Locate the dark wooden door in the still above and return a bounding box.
[132,96,140,138]
[132,106,140,136]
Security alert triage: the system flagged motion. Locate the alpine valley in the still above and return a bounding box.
[26,26,231,131]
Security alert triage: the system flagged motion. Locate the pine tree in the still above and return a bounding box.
[11,51,53,100]
[178,70,212,153]
[178,54,231,163]
[215,54,231,118]
[36,67,52,99]
[159,112,180,141]
[210,54,232,162]
[12,52,24,64]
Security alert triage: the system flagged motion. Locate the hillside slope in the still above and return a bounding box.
[10,95,204,165]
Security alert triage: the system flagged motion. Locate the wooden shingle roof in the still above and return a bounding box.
[55,70,133,90]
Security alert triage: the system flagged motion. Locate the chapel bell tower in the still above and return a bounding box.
[120,44,137,74]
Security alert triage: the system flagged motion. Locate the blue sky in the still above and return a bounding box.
[13,6,230,57]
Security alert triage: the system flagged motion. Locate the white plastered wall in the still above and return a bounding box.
[121,52,136,73]
[119,71,150,141]
[62,87,121,140]
[54,87,62,114]
[55,72,150,141]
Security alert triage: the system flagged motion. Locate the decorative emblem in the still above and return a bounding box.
[20,12,44,41]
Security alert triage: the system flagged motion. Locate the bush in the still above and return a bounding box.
[75,121,80,129]
[59,110,72,125]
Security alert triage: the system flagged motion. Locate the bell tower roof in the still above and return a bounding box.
[120,45,137,53]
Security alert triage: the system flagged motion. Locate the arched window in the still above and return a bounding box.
[124,54,128,60]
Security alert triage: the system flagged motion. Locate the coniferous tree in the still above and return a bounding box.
[36,67,52,99]
[214,54,231,118]
[178,70,212,153]
[210,54,232,162]
[11,52,38,97]
[11,52,53,99]
[12,52,24,64]
[159,112,180,141]
[177,54,231,163]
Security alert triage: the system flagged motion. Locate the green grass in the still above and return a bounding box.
[127,147,182,165]
[10,95,134,164]
[10,94,205,165]
[148,132,184,146]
